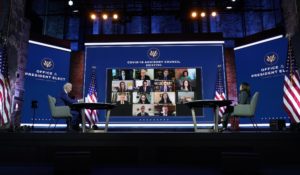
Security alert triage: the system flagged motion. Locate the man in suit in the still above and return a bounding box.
[160,81,171,92]
[139,80,152,93]
[55,82,81,131]
[160,69,172,80]
[137,69,150,80]
[160,105,172,116]
[116,93,130,105]
[137,105,149,116]
[118,70,128,80]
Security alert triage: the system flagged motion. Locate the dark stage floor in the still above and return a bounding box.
[0,129,300,175]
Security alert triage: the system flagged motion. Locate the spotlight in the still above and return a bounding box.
[90,13,97,20]
[102,13,108,20]
[112,13,119,20]
[211,11,217,17]
[191,11,197,19]
[200,12,206,18]
[232,0,236,2]
[68,0,73,6]
[226,6,233,10]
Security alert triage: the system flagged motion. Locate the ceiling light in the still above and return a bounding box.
[191,11,197,19]
[90,13,97,20]
[211,11,217,17]
[68,0,73,6]
[200,12,206,18]
[102,14,108,20]
[113,14,119,20]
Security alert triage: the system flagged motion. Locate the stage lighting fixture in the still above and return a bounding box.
[68,0,73,6]
[90,13,97,20]
[113,13,119,20]
[211,11,217,17]
[191,11,197,19]
[102,13,108,20]
[226,6,233,9]
[200,12,206,18]
[232,0,236,2]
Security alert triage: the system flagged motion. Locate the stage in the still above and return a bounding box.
[1,129,300,175]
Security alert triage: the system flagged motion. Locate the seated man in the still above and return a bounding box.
[55,82,81,131]
[137,105,149,116]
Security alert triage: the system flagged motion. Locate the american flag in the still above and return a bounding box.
[85,67,98,125]
[214,65,227,117]
[0,43,12,126]
[283,37,300,123]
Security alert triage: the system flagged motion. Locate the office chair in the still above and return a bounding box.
[231,92,259,129]
[48,95,72,130]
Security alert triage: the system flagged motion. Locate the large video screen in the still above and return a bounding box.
[106,68,203,116]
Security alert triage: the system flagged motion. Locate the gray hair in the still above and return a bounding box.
[63,82,72,90]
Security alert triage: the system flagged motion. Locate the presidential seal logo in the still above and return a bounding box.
[147,48,160,60]
[41,58,54,70]
[264,52,278,65]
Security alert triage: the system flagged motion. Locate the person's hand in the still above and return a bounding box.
[77,98,84,103]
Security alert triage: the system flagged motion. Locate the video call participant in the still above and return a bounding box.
[160,105,173,116]
[160,69,172,80]
[137,69,150,80]
[180,70,192,81]
[160,80,171,92]
[138,94,150,104]
[56,82,82,131]
[180,80,192,91]
[139,80,152,93]
[158,92,173,104]
[116,93,130,105]
[137,105,149,116]
[118,70,128,80]
[118,81,127,92]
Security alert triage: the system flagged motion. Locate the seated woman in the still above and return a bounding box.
[180,70,191,81]
[118,81,127,92]
[158,92,173,104]
[138,94,150,104]
[180,80,192,91]
[222,82,251,130]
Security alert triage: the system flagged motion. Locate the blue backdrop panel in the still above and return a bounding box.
[85,42,224,123]
[234,37,288,124]
[22,41,70,124]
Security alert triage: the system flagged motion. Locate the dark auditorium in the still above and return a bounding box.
[1,0,300,174]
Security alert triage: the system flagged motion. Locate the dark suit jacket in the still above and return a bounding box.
[137,75,150,80]
[159,112,174,116]
[139,86,152,93]
[160,86,171,92]
[56,91,77,106]
[137,112,149,116]
[118,75,129,80]
[159,75,172,80]
[238,91,251,104]
[116,101,130,105]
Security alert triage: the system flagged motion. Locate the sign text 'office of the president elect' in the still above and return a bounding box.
[235,36,288,124]
[21,40,71,125]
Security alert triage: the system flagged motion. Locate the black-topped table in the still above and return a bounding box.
[184,100,232,132]
[71,103,116,133]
